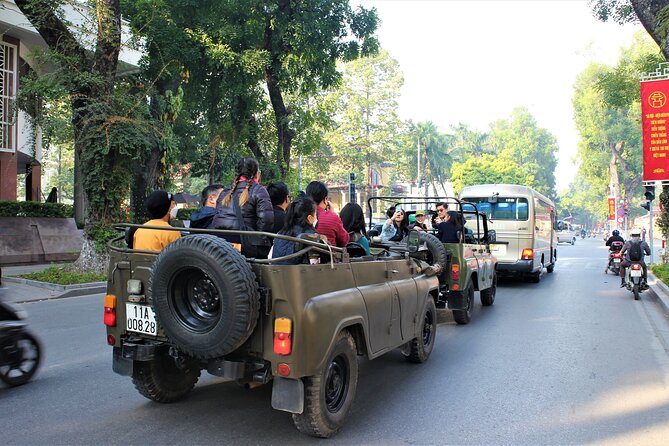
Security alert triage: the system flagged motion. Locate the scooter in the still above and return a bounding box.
[605,241,624,275]
[0,299,42,387]
[624,262,646,301]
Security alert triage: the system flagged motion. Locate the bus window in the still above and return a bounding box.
[463,197,529,221]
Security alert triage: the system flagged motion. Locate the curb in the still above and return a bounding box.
[2,276,106,292]
[647,271,669,315]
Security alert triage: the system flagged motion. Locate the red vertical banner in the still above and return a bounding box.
[640,79,669,181]
[608,197,616,221]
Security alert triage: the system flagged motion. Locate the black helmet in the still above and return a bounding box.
[612,230,619,236]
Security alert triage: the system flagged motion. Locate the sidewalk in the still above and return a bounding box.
[0,263,107,303]
[646,271,669,315]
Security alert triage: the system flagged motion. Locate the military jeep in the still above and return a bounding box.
[367,196,498,325]
[104,227,440,438]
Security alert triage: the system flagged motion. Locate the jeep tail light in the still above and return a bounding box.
[521,249,534,260]
[631,264,642,270]
[274,317,292,355]
[277,363,291,376]
[104,294,117,327]
[107,334,116,345]
[451,264,460,281]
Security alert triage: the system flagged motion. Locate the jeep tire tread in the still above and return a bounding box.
[150,235,260,359]
[480,273,497,306]
[132,351,201,403]
[418,232,448,271]
[404,298,437,363]
[293,330,358,438]
[452,282,474,325]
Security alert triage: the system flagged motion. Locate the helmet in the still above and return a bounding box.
[631,228,641,237]
[612,230,619,236]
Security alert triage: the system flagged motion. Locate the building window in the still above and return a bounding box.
[0,39,18,153]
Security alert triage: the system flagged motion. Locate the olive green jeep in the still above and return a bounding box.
[104,226,440,438]
[367,196,498,325]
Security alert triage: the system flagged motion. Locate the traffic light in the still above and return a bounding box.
[641,201,651,211]
[644,185,655,201]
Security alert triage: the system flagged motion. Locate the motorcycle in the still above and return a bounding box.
[0,298,42,387]
[605,241,624,275]
[624,262,646,301]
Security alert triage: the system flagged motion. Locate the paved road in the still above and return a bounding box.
[2,238,669,445]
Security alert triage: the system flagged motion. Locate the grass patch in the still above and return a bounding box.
[19,266,106,285]
[651,263,669,286]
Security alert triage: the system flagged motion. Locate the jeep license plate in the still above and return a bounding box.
[631,269,642,277]
[126,304,157,336]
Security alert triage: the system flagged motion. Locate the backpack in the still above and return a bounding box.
[628,240,642,261]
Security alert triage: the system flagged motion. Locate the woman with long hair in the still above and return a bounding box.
[339,202,371,255]
[380,206,409,242]
[213,157,274,258]
[271,198,318,265]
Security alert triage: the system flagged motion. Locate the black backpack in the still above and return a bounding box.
[628,241,642,261]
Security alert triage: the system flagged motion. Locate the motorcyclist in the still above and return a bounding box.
[619,228,651,288]
[604,230,625,273]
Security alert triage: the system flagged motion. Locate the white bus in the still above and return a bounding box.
[459,184,557,283]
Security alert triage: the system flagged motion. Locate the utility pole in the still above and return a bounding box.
[417,135,420,186]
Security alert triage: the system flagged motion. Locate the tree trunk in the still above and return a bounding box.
[264,7,294,179]
[631,0,669,60]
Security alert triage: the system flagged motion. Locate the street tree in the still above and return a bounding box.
[450,154,536,194]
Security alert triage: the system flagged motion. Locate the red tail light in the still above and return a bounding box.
[107,334,116,345]
[274,318,292,355]
[631,264,642,270]
[451,264,460,281]
[521,249,534,260]
[277,363,291,376]
[612,251,622,258]
[104,295,117,327]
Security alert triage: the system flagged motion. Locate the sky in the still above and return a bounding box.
[358,0,644,192]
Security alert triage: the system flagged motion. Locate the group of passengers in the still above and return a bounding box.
[379,201,463,244]
[133,157,371,264]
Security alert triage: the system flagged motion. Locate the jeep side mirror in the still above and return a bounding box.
[487,230,496,243]
[407,231,420,253]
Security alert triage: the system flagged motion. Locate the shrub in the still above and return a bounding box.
[19,266,106,285]
[651,263,669,287]
[0,200,74,218]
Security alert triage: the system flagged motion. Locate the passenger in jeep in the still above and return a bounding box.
[437,210,461,243]
[133,190,181,251]
[272,197,318,265]
[306,181,349,247]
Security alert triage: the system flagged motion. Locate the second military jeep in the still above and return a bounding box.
[367,196,498,325]
[104,226,441,438]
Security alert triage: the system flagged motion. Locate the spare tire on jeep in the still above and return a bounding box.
[150,235,260,359]
[418,232,448,271]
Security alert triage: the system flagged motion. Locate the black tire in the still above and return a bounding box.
[571,239,575,245]
[546,263,555,273]
[132,350,201,403]
[404,298,437,363]
[418,232,448,271]
[150,235,260,359]
[633,284,640,301]
[293,330,358,438]
[527,268,542,283]
[453,283,474,325]
[480,273,497,306]
[0,331,41,387]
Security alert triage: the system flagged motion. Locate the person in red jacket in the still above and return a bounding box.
[305,181,350,247]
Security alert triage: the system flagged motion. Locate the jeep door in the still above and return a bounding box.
[384,259,419,344]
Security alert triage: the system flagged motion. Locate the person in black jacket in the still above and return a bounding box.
[190,184,223,229]
[267,182,290,233]
[437,210,462,243]
[213,157,274,258]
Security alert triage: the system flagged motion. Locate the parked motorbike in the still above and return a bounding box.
[605,241,624,275]
[624,262,646,301]
[0,298,42,387]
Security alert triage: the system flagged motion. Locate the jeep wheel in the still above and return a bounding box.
[452,283,474,325]
[404,298,437,363]
[132,350,201,403]
[151,235,260,359]
[418,232,448,271]
[546,263,555,273]
[293,330,358,438]
[480,273,496,306]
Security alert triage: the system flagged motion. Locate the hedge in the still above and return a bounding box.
[0,200,74,218]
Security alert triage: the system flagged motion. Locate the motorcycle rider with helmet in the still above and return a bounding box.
[619,228,651,288]
[604,230,625,273]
